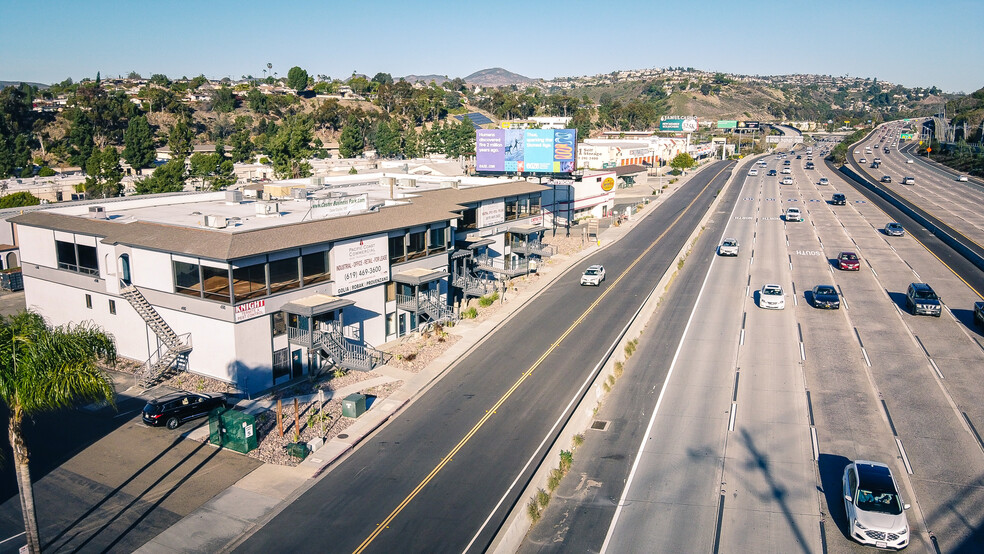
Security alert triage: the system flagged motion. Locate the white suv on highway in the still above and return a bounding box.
[579,265,606,286]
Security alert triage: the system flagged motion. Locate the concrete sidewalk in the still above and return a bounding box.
[135,166,708,553]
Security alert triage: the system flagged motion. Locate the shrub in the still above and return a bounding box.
[613,361,624,378]
[38,166,56,177]
[572,434,585,448]
[461,306,478,319]
[479,292,499,307]
[547,468,564,492]
[559,449,573,472]
[527,497,542,523]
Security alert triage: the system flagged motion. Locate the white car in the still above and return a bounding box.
[785,207,802,222]
[843,460,910,550]
[579,265,606,286]
[781,177,794,185]
[781,167,792,174]
[718,238,740,256]
[818,177,830,185]
[957,175,968,182]
[748,168,759,176]
[859,158,867,163]
[759,284,785,309]
[906,159,914,164]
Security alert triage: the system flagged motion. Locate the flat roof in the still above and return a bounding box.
[11,179,547,261]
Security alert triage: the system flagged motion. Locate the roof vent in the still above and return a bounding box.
[256,202,280,217]
[204,215,228,228]
[292,188,308,200]
[225,190,243,204]
[397,178,417,188]
[88,206,107,219]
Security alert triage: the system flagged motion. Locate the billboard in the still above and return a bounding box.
[659,118,698,132]
[475,129,577,173]
[333,234,390,295]
[717,120,737,129]
[736,121,760,130]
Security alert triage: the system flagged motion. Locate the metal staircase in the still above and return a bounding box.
[418,290,457,324]
[453,272,497,298]
[120,285,193,387]
[314,329,389,372]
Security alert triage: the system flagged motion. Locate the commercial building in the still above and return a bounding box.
[11,174,553,396]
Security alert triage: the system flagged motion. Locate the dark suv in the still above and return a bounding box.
[143,391,226,429]
[831,193,846,205]
[905,283,942,317]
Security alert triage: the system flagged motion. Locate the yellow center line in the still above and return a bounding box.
[353,162,735,553]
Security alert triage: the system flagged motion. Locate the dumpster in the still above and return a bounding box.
[208,407,258,454]
[342,393,367,418]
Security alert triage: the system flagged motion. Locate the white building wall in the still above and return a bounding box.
[132,249,178,292]
[339,284,387,346]
[16,226,56,268]
[231,315,275,392]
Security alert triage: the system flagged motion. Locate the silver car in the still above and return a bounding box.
[718,238,739,256]
[579,265,606,286]
[843,460,910,550]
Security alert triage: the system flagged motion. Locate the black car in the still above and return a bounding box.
[905,282,941,317]
[767,169,777,176]
[811,285,840,309]
[831,193,846,205]
[143,391,226,429]
[974,301,984,328]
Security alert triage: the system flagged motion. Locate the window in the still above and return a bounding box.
[85,294,92,309]
[518,196,530,217]
[201,266,231,301]
[108,299,116,315]
[302,251,330,285]
[389,234,406,263]
[385,281,396,302]
[56,240,99,275]
[232,263,267,302]
[174,261,202,297]
[407,230,426,260]
[272,348,290,380]
[428,227,446,254]
[268,257,300,293]
[272,312,286,337]
[505,197,519,221]
[530,195,541,215]
[459,207,477,229]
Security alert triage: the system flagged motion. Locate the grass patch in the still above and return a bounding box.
[478,292,499,307]
[460,306,478,319]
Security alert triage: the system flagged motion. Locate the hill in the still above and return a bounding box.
[0,80,47,89]
[402,74,449,85]
[464,68,536,87]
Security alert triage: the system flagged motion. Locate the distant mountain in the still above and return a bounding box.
[464,68,536,87]
[402,74,449,85]
[0,80,47,89]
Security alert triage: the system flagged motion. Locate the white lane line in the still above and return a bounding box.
[739,329,745,346]
[896,438,914,474]
[810,427,819,461]
[861,348,872,367]
[729,403,737,432]
[929,359,944,379]
[800,342,806,361]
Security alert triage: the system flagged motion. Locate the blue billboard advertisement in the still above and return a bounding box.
[476,129,577,174]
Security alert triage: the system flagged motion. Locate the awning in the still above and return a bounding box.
[392,267,449,285]
[455,237,494,250]
[281,294,355,317]
[507,225,547,235]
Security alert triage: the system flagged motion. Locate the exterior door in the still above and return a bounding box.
[119,254,131,286]
[291,349,303,379]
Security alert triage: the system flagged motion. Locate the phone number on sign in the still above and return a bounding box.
[344,265,383,281]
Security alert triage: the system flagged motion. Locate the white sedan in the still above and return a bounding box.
[759,284,785,309]
[580,265,606,286]
[957,175,968,182]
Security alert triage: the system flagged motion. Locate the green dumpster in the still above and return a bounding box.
[208,407,258,454]
[342,393,367,418]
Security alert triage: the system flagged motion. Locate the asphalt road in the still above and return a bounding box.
[234,160,737,554]
[518,157,747,552]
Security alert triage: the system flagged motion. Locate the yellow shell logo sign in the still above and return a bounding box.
[602,177,615,191]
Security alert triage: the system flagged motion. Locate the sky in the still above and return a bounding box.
[1,0,982,93]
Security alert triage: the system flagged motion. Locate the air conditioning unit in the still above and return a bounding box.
[204,215,228,228]
[397,178,417,188]
[224,190,243,204]
[256,202,280,216]
[88,206,107,219]
[291,188,308,200]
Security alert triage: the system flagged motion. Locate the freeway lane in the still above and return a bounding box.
[236,160,737,553]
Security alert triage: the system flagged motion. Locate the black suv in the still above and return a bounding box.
[143,391,226,429]
[905,283,942,317]
[831,193,846,205]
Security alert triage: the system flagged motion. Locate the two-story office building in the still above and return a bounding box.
[11,178,548,396]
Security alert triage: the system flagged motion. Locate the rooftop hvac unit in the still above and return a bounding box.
[205,215,228,228]
[397,178,417,188]
[310,176,323,186]
[292,188,308,200]
[256,202,280,216]
[88,206,107,219]
[225,190,243,204]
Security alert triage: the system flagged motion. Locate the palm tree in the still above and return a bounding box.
[0,311,117,554]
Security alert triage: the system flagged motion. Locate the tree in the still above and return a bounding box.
[168,118,193,159]
[67,113,96,168]
[0,311,116,554]
[189,152,235,191]
[266,115,314,178]
[286,66,309,93]
[84,146,123,198]
[0,191,40,209]
[122,115,156,172]
[229,129,254,163]
[247,88,268,113]
[339,120,364,159]
[135,158,186,194]
[372,73,394,87]
[669,152,696,172]
[149,74,171,87]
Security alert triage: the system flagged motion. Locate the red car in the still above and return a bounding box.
[838,251,860,271]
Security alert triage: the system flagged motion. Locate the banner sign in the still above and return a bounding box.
[235,300,266,322]
[309,193,368,219]
[334,234,390,295]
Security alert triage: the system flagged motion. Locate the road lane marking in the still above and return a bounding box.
[355,163,739,554]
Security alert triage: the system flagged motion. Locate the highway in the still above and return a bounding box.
[602,144,984,553]
[234,160,737,553]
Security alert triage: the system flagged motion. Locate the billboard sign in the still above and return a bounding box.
[309,193,368,219]
[659,117,698,132]
[475,129,577,173]
[717,120,738,129]
[736,121,760,130]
